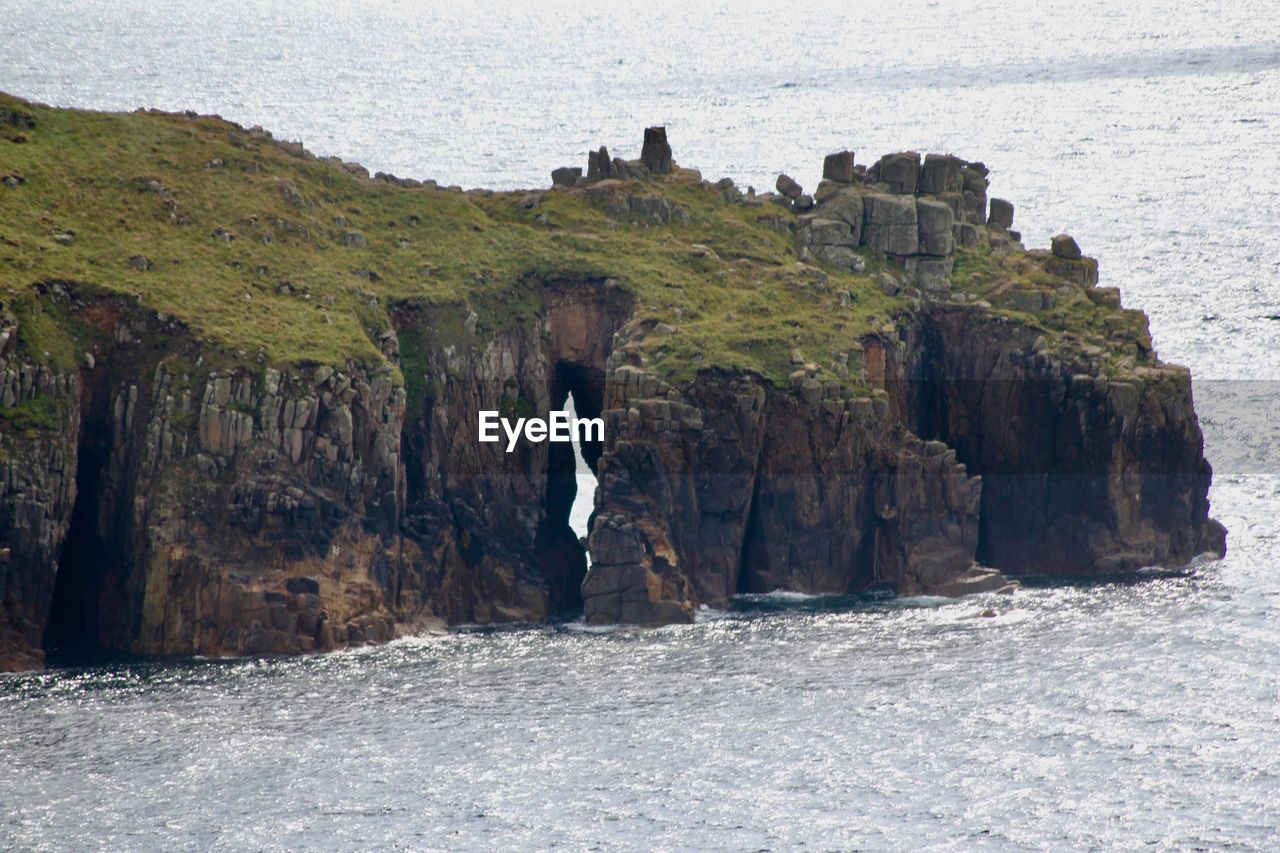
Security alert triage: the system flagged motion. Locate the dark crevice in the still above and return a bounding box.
[535,364,605,617]
[736,478,763,595]
[43,434,110,660]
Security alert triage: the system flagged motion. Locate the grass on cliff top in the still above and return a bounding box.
[0,92,906,387]
[950,239,1152,371]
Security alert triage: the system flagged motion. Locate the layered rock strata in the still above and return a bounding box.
[0,115,1225,670]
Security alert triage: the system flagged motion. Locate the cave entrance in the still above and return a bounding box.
[42,434,115,662]
[535,362,603,617]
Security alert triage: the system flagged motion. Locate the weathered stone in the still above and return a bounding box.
[810,245,866,273]
[822,151,855,183]
[640,126,673,174]
[988,197,1014,230]
[952,222,979,248]
[776,174,802,199]
[919,154,964,195]
[340,230,367,248]
[817,189,864,245]
[862,193,918,255]
[803,218,856,247]
[587,146,612,181]
[551,166,581,187]
[1003,289,1048,312]
[916,198,955,256]
[1051,233,1082,259]
[905,256,953,293]
[1046,254,1100,287]
[603,193,691,226]
[871,152,920,194]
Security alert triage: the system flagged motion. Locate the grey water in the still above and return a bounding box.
[3,0,1280,848]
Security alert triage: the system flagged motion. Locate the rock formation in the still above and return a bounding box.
[0,93,1225,670]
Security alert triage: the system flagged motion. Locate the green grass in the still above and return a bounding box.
[0,91,1146,396]
[950,240,1151,369]
[0,394,62,436]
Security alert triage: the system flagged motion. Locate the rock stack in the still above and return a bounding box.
[790,149,994,291]
[640,127,673,174]
[556,127,678,187]
[774,173,814,211]
[1045,231,1099,286]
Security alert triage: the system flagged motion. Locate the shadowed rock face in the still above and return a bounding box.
[0,273,1225,668]
[582,363,990,625]
[0,279,636,669]
[903,305,1225,576]
[0,121,1226,669]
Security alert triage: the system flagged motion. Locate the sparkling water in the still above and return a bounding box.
[3,1,1280,847]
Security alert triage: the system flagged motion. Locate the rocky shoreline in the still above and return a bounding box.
[0,97,1225,670]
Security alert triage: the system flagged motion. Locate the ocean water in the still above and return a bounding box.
[3,0,1280,848]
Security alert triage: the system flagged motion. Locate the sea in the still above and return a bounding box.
[2,1,1280,848]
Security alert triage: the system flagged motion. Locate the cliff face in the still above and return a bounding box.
[0,95,1225,670]
[1,281,633,668]
[0,340,80,671]
[3,293,411,665]
[906,305,1225,575]
[583,359,994,625]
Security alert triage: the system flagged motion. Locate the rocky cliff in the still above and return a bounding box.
[0,95,1224,670]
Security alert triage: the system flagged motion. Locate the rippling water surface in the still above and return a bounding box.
[3,1,1280,848]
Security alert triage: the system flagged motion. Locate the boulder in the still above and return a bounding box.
[612,157,645,180]
[988,197,1014,230]
[804,218,855,246]
[810,245,865,274]
[952,222,979,248]
[1046,255,1099,287]
[714,177,743,203]
[587,145,613,181]
[793,193,814,211]
[798,217,864,273]
[640,126,673,174]
[817,189,864,245]
[861,193,918,255]
[918,154,964,195]
[822,151,855,183]
[871,152,920,194]
[916,198,955,256]
[776,173,803,199]
[905,256,953,293]
[1051,233,1082,259]
[955,165,989,224]
[551,166,581,187]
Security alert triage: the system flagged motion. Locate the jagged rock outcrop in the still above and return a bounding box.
[582,359,996,624]
[0,357,80,671]
[905,305,1225,574]
[0,106,1226,669]
[823,151,855,184]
